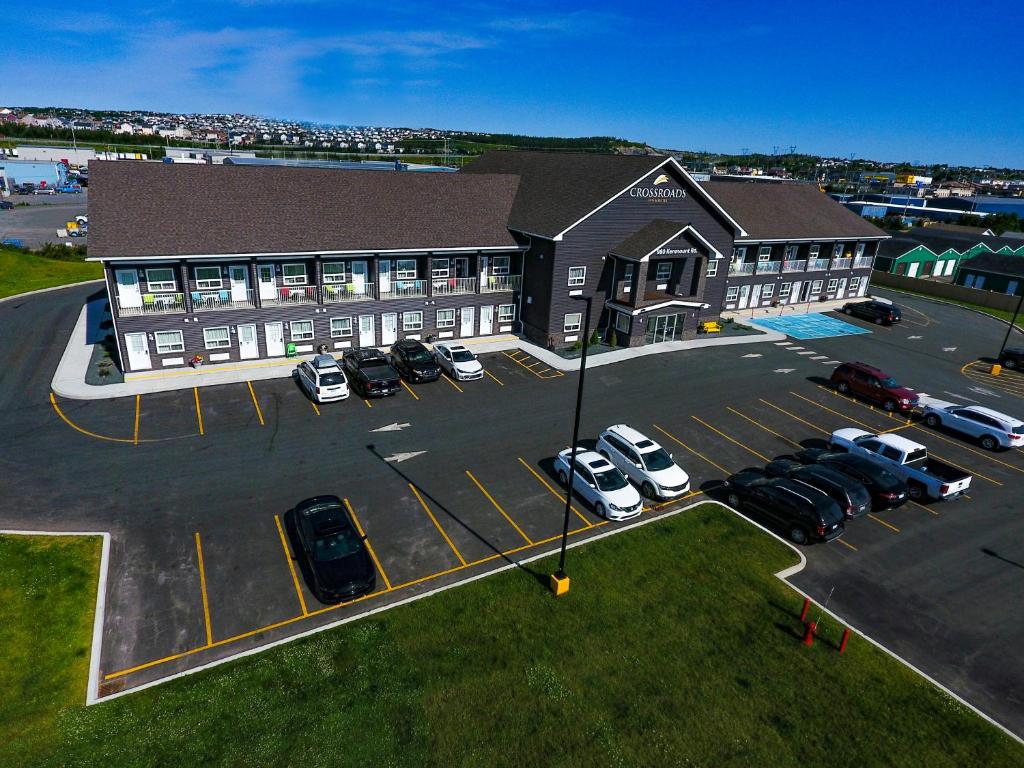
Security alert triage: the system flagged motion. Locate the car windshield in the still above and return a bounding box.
[452,350,475,363]
[314,525,361,562]
[319,372,344,386]
[594,468,628,492]
[641,448,674,471]
[879,376,900,388]
[406,348,432,363]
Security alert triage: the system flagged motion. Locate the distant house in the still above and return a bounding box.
[954,252,1024,296]
[873,229,1024,279]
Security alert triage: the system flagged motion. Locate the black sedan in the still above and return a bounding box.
[764,459,871,518]
[389,339,441,383]
[795,449,908,509]
[842,300,901,325]
[293,495,376,604]
[999,347,1024,370]
[723,470,845,544]
[0,200,13,210]
[342,348,401,397]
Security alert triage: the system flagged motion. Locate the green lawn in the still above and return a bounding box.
[0,248,102,299]
[4,506,1022,767]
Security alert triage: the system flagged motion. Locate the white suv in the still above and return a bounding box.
[922,400,1024,450]
[597,424,690,499]
[295,354,350,403]
[554,448,643,521]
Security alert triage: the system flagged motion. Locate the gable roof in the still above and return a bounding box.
[610,220,688,261]
[960,251,1024,277]
[87,161,521,258]
[700,181,888,242]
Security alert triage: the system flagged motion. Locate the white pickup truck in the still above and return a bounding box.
[828,428,972,501]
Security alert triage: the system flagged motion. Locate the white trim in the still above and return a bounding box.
[87,245,523,263]
[606,298,708,316]
[289,319,314,341]
[202,326,231,349]
[737,236,889,244]
[612,223,725,263]
[144,267,177,292]
[194,265,223,290]
[281,263,308,286]
[154,329,185,355]
[161,356,185,366]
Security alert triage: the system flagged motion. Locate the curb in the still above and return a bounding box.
[875,286,1024,336]
[0,278,103,305]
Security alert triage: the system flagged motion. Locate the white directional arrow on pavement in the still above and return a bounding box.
[907,335,923,340]
[968,386,999,398]
[742,353,763,358]
[943,347,958,352]
[371,422,412,432]
[774,368,795,373]
[384,451,427,463]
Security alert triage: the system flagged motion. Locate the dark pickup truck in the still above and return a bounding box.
[342,348,401,398]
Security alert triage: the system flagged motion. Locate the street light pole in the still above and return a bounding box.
[998,289,1024,359]
[551,294,593,596]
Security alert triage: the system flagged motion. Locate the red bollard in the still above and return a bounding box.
[839,627,851,654]
[802,621,817,647]
[800,597,811,622]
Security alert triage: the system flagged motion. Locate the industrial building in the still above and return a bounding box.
[0,159,68,192]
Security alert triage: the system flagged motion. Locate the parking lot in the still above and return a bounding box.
[2,284,1023,736]
[0,189,88,247]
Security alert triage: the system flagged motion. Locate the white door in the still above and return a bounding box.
[265,322,285,356]
[858,278,868,297]
[479,306,494,335]
[351,261,367,295]
[945,260,956,276]
[228,265,249,302]
[238,324,258,359]
[908,262,920,278]
[737,285,750,309]
[358,315,375,347]
[377,261,391,295]
[115,269,142,308]
[749,284,762,307]
[789,281,802,305]
[479,256,490,285]
[381,313,398,345]
[124,332,151,371]
[460,306,475,337]
[837,278,848,296]
[257,265,276,301]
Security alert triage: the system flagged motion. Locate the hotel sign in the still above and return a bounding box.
[630,173,686,201]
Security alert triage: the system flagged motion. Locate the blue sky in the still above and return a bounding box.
[8,0,1024,167]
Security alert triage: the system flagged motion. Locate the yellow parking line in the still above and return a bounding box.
[362,397,372,408]
[908,499,939,516]
[653,489,705,510]
[49,392,135,444]
[837,538,858,552]
[516,457,592,527]
[466,470,532,544]
[758,399,830,436]
[793,390,876,430]
[409,483,467,566]
[344,498,392,591]
[486,370,505,387]
[274,514,308,616]
[691,415,770,463]
[442,374,464,393]
[310,401,321,416]
[133,395,141,446]
[525,360,544,369]
[400,379,420,401]
[907,423,1024,475]
[867,513,900,533]
[193,387,204,436]
[247,381,265,426]
[651,423,730,474]
[194,532,213,646]
[726,407,802,449]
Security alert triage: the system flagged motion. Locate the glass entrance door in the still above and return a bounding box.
[645,313,683,344]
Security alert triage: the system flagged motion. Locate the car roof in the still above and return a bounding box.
[296,494,343,513]
[604,424,658,449]
[564,448,608,468]
[876,433,925,453]
[840,361,891,377]
[960,405,1022,424]
[348,347,384,359]
[394,338,426,349]
[312,354,340,369]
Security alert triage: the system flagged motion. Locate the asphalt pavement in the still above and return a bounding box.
[0,190,88,247]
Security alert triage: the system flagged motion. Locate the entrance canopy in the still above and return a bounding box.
[609,220,722,262]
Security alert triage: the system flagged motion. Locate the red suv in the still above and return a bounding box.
[830,362,919,413]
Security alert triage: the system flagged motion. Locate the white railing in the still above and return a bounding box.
[729,262,755,276]
[382,279,427,299]
[757,260,781,273]
[831,257,853,270]
[807,258,830,271]
[322,282,375,302]
[261,286,318,306]
[782,260,807,273]
[118,293,186,316]
[432,277,477,296]
[853,256,873,269]
[191,289,256,312]
[480,274,522,293]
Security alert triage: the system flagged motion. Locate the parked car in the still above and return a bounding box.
[596,424,690,499]
[16,184,35,195]
[830,362,919,412]
[1,238,24,249]
[295,354,349,403]
[764,459,871,518]
[795,449,908,509]
[828,428,971,501]
[433,342,483,381]
[57,183,82,194]
[554,447,643,521]
[389,339,441,383]
[722,470,845,544]
[998,348,1024,370]
[921,398,1024,450]
[68,226,88,238]
[32,186,56,195]
[842,300,902,325]
[342,348,401,397]
[293,495,376,604]
[0,200,13,210]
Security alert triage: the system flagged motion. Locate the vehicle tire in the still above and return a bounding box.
[1005,358,1017,370]
[907,482,927,501]
[725,492,741,508]
[641,481,657,499]
[980,434,999,451]
[873,317,883,325]
[558,470,568,486]
[924,414,940,428]
[836,381,850,395]
[595,502,606,519]
[883,399,898,412]
[844,307,852,315]
[788,526,808,545]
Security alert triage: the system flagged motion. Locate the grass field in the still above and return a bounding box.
[0,248,102,299]
[4,505,1022,767]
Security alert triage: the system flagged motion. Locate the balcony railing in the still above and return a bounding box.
[432,277,477,296]
[757,260,781,273]
[481,274,522,292]
[192,289,256,312]
[118,293,186,316]
[322,282,375,302]
[831,257,853,270]
[782,260,807,273]
[261,286,318,306]
[807,258,830,271]
[382,279,427,299]
[729,262,755,276]
[853,256,873,269]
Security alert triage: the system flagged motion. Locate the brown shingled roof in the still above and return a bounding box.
[87,161,521,258]
[610,220,687,260]
[700,181,888,241]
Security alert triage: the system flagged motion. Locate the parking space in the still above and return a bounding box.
[500,349,566,379]
[962,358,1024,399]
[748,312,872,339]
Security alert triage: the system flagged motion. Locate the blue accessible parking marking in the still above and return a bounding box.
[747,313,872,340]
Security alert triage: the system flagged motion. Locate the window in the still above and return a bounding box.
[436,309,456,328]
[330,317,352,338]
[431,259,450,279]
[497,304,515,322]
[850,276,861,292]
[809,244,820,258]
[282,263,307,286]
[762,282,775,298]
[290,320,314,341]
[146,268,176,292]
[1008,281,1019,296]
[855,243,866,259]
[203,326,230,349]
[706,260,718,277]
[322,262,346,284]
[811,280,824,293]
[975,275,986,289]
[779,282,792,299]
[655,262,672,280]
[568,266,587,287]
[395,259,417,279]
[758,246,772,262]
[564,312,582,333]
[615,311,631,333]
[403,311,423,331]
[732,247,747,260]
[726,286,739,302]
[154,330,184,354]
[833,243,844,258]
[195,266,222,290]
[785,245,799,261]
[491,256,510,275]
[827,278,839,292]
[963,274,976,288]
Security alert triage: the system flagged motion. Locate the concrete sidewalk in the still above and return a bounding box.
[51,299,784,399]
[721,296,862,324]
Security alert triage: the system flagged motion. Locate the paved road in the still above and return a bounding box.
[0,190,88,247]
[1,284,1022,739]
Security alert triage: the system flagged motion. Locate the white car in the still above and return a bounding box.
[596,424,690,499]
[921,398,1024,450]
[433,342,484,381]
[554,447,643,521]
[295,354,349,403]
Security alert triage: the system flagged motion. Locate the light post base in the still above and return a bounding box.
[549,571,570,597]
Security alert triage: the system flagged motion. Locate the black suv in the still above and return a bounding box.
[795,449,908,509]
[723,471,845,544]
[342,348,401,397]
[764,459,871,518]
[998,347,1024,370]
[0,200,13,210]
[842,300,902,325]
[389,339,441,383]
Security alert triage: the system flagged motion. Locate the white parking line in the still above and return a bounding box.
[789,346,805,351]
[797,351,816,355]
[811,355,828,360]
[775,341,792,346]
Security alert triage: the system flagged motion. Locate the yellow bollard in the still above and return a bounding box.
[549,572,571,596]
[991,363,1002,376]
